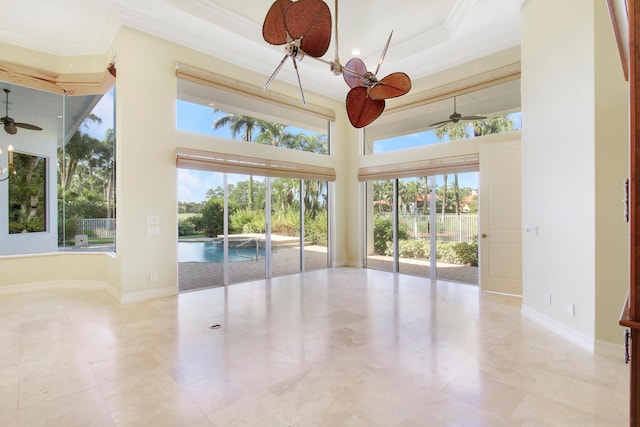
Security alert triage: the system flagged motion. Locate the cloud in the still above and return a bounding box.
[178,169,223,202]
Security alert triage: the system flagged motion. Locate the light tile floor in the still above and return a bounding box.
[0,268,630,426]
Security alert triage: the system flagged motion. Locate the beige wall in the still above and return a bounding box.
[521,0,628,350]
[0,26,352,300]
[111,27,353,298]
[0,2,631,351]
[594,0,630,346]
[0,253,113,287]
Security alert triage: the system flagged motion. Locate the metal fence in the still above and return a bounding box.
[77,218,116,238]
[395,213,478,243]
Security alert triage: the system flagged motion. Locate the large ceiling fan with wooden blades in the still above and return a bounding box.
[342,31,411,128]
[1,89,42,135]
[262,0,412,128]
[262,0,332,105]
[428,96,487,128]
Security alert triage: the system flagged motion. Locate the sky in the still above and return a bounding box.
[84,89,115,140]
[175,101,521,203]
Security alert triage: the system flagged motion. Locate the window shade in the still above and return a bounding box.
[357,154,479,182]
[176,147,336,182]
[176,63,335,126]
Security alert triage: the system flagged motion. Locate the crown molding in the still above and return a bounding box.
[0,8,120,56]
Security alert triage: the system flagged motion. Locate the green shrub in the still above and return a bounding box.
[373,216,408,255]
[391,238,430,259]
[387,238,478,266]
[178,219,196,236]
[242,221,265,234]
[272,208,300,237]
[438,240,478,266]
[200,198,225,237]
[229,208,262,233]
[305,211,328,245]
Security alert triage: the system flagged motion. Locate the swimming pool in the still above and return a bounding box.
[178,241,266,263]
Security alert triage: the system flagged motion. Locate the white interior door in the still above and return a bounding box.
[479,138,522,295]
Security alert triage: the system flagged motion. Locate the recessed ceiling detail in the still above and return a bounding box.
[0,1,520,101]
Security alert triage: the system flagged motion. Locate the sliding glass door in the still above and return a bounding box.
[227,173,268,285]
[365,172,478,285]
[303,180,329,270]
[178,170,331,291]
[434,172,478,284]
[271,177,301,277]
[365,179,395,272]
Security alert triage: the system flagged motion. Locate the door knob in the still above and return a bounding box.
[481,233,487,238]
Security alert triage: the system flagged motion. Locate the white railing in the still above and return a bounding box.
[77,218,115,238]
[394,213,478,243]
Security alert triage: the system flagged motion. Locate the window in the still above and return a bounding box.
[8,152,47,234]
[364,79,522,155]
[176,64,333,155]
[59,88,116,251]
[0,81,115,255]
[176,65,334,289]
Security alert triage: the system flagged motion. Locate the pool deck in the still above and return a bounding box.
[178,244,478,292]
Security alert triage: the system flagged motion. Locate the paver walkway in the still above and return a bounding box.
[179,246,477,292]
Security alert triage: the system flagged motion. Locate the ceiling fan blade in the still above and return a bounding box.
[460,115,487,121]
[374,30,393,76]
[284,0,332,58]
[346,86,385,128]
[292,58,306,105]
[369,72,411,100]
[4,123,17,135]
[15,122,42,131]
[343,58,367,88]
[263,0,293,45]
[428,119,453,128]
[264,54,290,90]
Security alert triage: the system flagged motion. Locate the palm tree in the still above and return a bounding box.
[434,116,514,216]
[422,176,429,215]
[254,120,294,147]
[441,174,448,215]
[294,133,329,154]
[435,122,472,141]
[304,180,326,219]
[212,112,259,142]
[212,111,259,209]
[472,115,515,136]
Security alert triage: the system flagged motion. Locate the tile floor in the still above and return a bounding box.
[0,268,630,426]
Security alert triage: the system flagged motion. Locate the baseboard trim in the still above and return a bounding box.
[119,286,177,304]
[0,280,121,302]
[595,338,625,361]
[0,280,177,305]
[521,304,594,353]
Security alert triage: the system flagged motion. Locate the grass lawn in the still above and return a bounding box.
[178,213,199,221]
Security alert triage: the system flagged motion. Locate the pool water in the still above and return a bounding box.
[178,241,266,263]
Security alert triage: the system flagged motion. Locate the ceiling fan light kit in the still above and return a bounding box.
[262,0,412,128]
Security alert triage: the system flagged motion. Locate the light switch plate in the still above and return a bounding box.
[146,215,160,225]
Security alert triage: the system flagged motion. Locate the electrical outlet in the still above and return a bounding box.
[146,226,160,236]
[149,273,157,282]
[567,303,575,317]
[545,292,552,305]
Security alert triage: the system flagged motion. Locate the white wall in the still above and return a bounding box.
[0,132,58,256]
[521,0,628,350]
